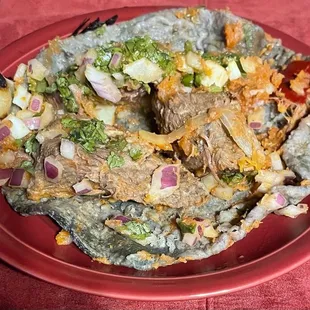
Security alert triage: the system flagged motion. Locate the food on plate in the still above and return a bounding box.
[1,7,310,270]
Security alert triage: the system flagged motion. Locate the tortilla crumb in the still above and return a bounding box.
[55,230,72,245]
[137,250,153,261]
[93,257,111,265]
[224,21,244,49]
[290,70,310,96]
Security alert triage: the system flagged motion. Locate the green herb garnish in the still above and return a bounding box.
[94,36,175,76]
[107,152,125,169]
[61,118,108,152]
[28,78,48,93]
[184,40,193,53]
[181,74,194,87]
[107,138,127,152]
[20,160,35,175]
[24,134,39,154]
[177,219,196,234]
[129,148,142,161]
[55,74,79,113]
[202,52,240,67]
[124,221,151,240]
[95,25,106,36]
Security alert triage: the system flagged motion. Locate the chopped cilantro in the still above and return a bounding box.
[24,134,39,154]
[107,138,127,152]
[107,152,125,169]
[129,148,142,161]
[54,74,79,113]
[184,40,193,53]
[181,74,194,87]
[61,118,108,152]
[124,221,151,240]
[20,160,35,175]
[202,52,241,67]
[94,36,175,76]
[95,25,106,36]
[28,78,47,93]
[220,170,244,186]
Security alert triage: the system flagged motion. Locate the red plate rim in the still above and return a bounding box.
[1,6,310,301]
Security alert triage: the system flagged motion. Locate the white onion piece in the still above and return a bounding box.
[73,179,93,195]
[256,170,295,193]
[16,109,34,120]
[240,57,262,73]
[201,174,218,193]
[85,64,121,103]
[36,128,66,144]
[60,139,75,160]
[39,103,55,129]
[260,193,287,211]
[44,156,63,183]
[13,63,27,84]
[220,109,253,157]
[203,225,219,238]
[94,105,116,125]
[123,58,163,83]
[0,150,15,166]
[275,204,308,218]
[0,168,13,186]
[182,233,198,246]
[9,169,30,188]
[28,94,43,113]
[5,114,30,139]
[27,59,48,81]
[212,186,234,201]
[0,81,12,119]
[13,84,31,109]
[146,164,180,202]
[201,60,228,88]
[185,51,202,70]
[270,152,284,171]
[226,60,241,80]
[24,117,41,130]
[0,125,11,141]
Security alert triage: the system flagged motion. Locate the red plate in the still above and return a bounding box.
[1,6,310,301]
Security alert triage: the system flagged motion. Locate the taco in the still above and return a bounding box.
[0,7,310,270]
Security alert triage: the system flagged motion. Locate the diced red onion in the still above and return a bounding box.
[24,117,41,130]
[197,225,203,237]
[9,169,30,188]
[73,179,93,195]
[0,168,13,186]
[0,126,11,141]
[85,64,121,103]
[160,165,179,189]
[60,139,75,160]
[82,48,97,65]
[109,52,123,69]
[29,95,43,113]
[249,121,262,129]
[44,156,63,183]
[147,164,180,203]
[114,215,131,223]
[182,233,198,246]
[276,193,286,206]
